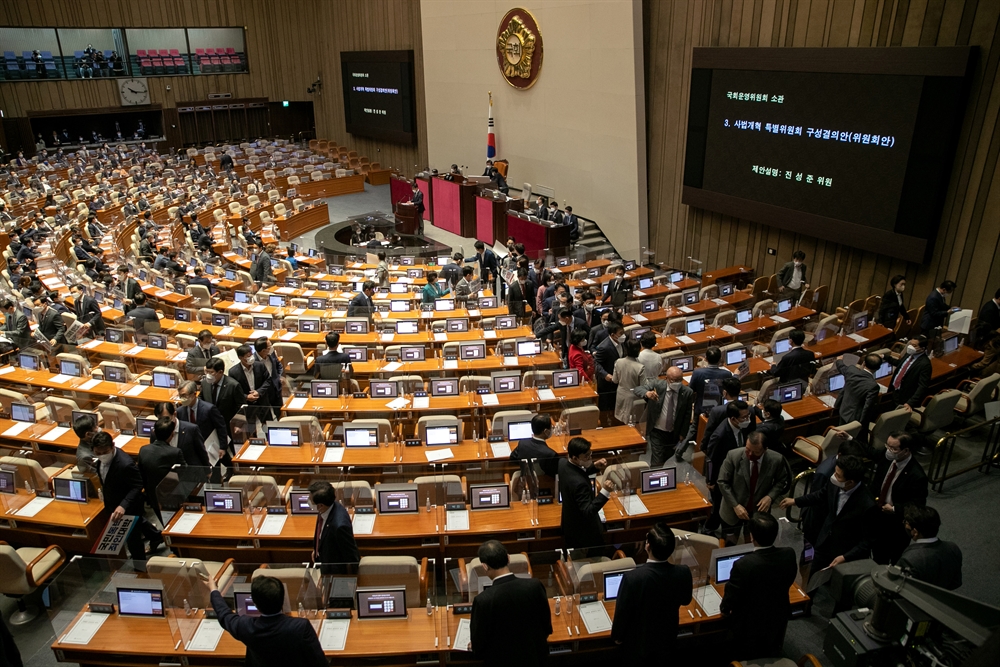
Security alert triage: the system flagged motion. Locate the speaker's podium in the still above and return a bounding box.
[394,201,420,235]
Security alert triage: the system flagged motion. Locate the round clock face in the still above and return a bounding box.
[119,78,150,105]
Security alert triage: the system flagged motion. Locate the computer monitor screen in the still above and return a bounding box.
[639,277,654,290]
[685,317,706,335]
[852,312,869,332]
[152,372,177,389]
[233,589,260,616]
[777,299,793,313]
[641,467,677,494]
[308,297,327,309]
[623,260,637,271]
[389,300,409,312]
[435,299,455,311]
[683,289,699,305]
[552,369,580,388]
[629,327,650,342]
[253,316,272,330]
[212,313,231,327]
[719,282,734,297]
[344,347,368,362]
[556,256,570,267]
[460,343,486,360]
[346,320,369,334]
[288,491,317,515]
[828,373,845,392]
[267,426,300,447]
[72,411,97,429]
[725,347,747,365]
[773,338,792,355]
[53,477,88,503]
[10,403,35,423]
[155,277,165,289]
[430,379,458,396]
[641,299,658,313]
[517,340,541,356]
[0,470,15,494]
[446,318,469,332]
[603,570,628,601]
[470,484,510,510]
[400,346,425,361]
[317,281,333,291]
[507,420,532,441]
[406,269,422,279]
[117,588,165,617]
[425,425,458,446]
[496,316,517,330]
[492,372,521,393]
[377,487,418,514]
[943,335,960,354]
[234,291,250,304]
[268,295,286,307]
[138,418,155,437]
[479,296,498,309]
[400,256,416,266]
[370,381,398,398]
[204,264,217,276]
[715,554,747,584]
[875,361,893,380]
[669,271,684,283]
[205,489,243,513]
[736,308,753,324]
[771,381,804,403]
[174,309,192,323]
[148,333,168,349]
[345,427,378,448]
[587,267,601,278]
[299,318,320,333]
[356,588,407,620]
[310,381,338,398]
[93,290,105,304]
[225,269,237,281]
[60,360,82,377]
[396,321,419,334]
[389,283,407,294]
[139,269,149,281]
[670,355,694,372]
[18,353,40,371]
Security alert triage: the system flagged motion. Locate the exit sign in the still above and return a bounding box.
[282,100,289,107]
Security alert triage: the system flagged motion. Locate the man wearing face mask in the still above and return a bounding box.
[185,329,220,375]
[547,201,563,225]
[717,431,790,545]
[307,481,360,575]
[779,454,878,569]
[506,268,535,318]
[777,250,809,299]
[574,291,598,328]
[72,413,102,474]
[228,345,271,436]
[509,413,560,477]
[867,432,928,564]
[177,381,229,470]
[897,505,962,590]
[138,417,187,525]
[151,402,210,469]
[602,266,630,307]
[588,309,616,349]
[704,400,751,533]
[594,321,625,426]
[800,436,865,545]
[558,437,613,550]
[632,366,694,466]
[887,337,932,409]
[201,357,246,441]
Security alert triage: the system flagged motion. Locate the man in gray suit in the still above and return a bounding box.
[898,505,963,590]
[632,366,695,467]
[1,298,31,349]
[717,431,790,544]
[834,353,883,442]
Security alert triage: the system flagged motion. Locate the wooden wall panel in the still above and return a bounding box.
[645,0,1000,316]
[0,0,427,171]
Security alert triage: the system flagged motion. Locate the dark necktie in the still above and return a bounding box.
[747,456,760,510]
[313,514,324,561]
[879,462,898,502]
[213,381,221,403]
[893,356,914,389]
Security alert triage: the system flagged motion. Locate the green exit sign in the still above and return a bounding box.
[282,100,289,107]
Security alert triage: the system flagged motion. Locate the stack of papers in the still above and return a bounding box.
[124,385,147,397]
[848,333,869,343]
[480,394,500,406]
[381,361,402,372]
[319,619,350,651]
[676,335,696,345]
[60,612,109,645]
[2,422,33,437]
[579,602,613,634]
[171,513,204,534]
[186,619,225,651]
[257,514,287,536]
[426,448,454,462]
[352,513,376,534]
[620,495,649,516]
[818,395,837,408]
[16,496,54,517]
[693,585,723,616]
[288,397,309,409]
[446,510,470,531]
[113,434,133,448]
[40,426,70,441]
[491,442,512,457]
[241,444,267,461]
[386,397,410,410]
[537,389,556,401]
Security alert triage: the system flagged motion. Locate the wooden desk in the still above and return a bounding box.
[0,368,177,404]
[350,351,563,377]
[274,203,331,241]
[624,292,756,328]
[565,266,656,289]
[803,324,893,361]
[290,174,366,200]
[506,212,571,253]
[366,168,393,186]
[0,489,105,551]
[475,193,510,246]
[701,265,754,288]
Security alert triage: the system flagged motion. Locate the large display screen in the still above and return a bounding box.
[340,50,416,144]
[683,48,973,262]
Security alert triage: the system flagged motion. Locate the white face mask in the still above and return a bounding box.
[585,303,595,312]
[885,449,898,461]
[830,475,847,489]
[906,345,918,356]
[96,451,114,466]
[737,418,751,429]
[616,335,626,344]
[667,382,683,391]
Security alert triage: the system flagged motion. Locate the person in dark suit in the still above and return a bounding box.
[1,298,31,349]
[720,513,798,659]
[202,357,247,433]
[920,280,956,335]
[33,296,67,347]
[564,205,579,242]
[777,250,809,298]
[253,338,283,422]
[151,402,210,469]
[868,432,928,564]
[116,266,142,313]
[138,417,187,522]
[594,321,624,425]
[409,182,425,235]
[878,275,909,328]
[771,329,815,383]
[470,540,551,667]
[185,329,220,375]
[887,336,932,409]
[780,454,878,568]
[717,431,790,545]
[207,574,326,667]
[546,201,564,225]
[15,238,37,263]
[70,283,105,337]
[470,241,499,284]
[347,281,376,319]
[307,481,360,574]
[188,267,215,295]
[833,354,882,438]
[799,436,866,545]
[90,431,160,562]
[898,505,963,590]
[177,381,229,467]
[587,309,613,349]
[611,522,692,661]
[314,332,352,378]
[537,308,590,362]
[753,399,787,455]
[602,266,630,306]
[975,288,1000,346]
[705,400,751,532]
[689,346,734,417]
[126,293,159,337]
[506,269,536,317]
[632,365,695,466]
[558,437,613,550]
[510,413,559,477]
[228,345,271,433]
[695,377,743,456]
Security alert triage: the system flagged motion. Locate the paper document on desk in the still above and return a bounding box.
[380,334,395,343]
[693,585,723,616]
[0,366,14,376]
[241,444,267,461]
[781,409,793,421]
[632,290,646,297]
[446,510,470,531]
[60,612,109,645]
[443,359,458,370]
[386,397,409,410]
[288,397,309,410]
[484,330,497,339]
[713,298,730,306]
[879,384,888,394]
[170,512,204,535]
[113,434,132,449]
[620,495,649,516]
[281,332,298,340]
[632,314,647,322]
[848,333,868,343]
[50,374,72,384]
[218,326,234,335]
[187,618,225,651]
[124,384,147,397]
[818,395,837,408]
[251,305,267,312]
[468,309,481,317]
[426,447,454,462]
[2,422,32,437]
[80,339,102,349]
[174,352,188,361]
[480,393,500,406]
[15,496,53,517]
[319,619,350,651]
[504,356,518,366]
[381,361,402,372]
[323,447,345,463]
[677,335,696,345]
[537,389,556,401]
[491,442,512,457]
[579,602,613,634]
[41,426,70,442]
[80,379,102,390]
[434,332,448,342]
[453,618,472,651]
[257,514,287,536]
[679,306,695,314]
[412,396,430,409]
[352,513,376,535]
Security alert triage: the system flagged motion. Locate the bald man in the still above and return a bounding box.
[632,366,695,466]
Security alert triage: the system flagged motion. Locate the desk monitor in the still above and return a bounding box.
[148,333,168,349]
[288,490,317,515]
[446,318,469,332]
[603,570,629,601]
[460,342,486,360]
[356,587,407,620]
[60,359,83,377]
[479,296,498,309]
[225,269,237,281]
[685,316,706,335]
[53,477,88,503]
[507,420,532,442]
[773,338,792,355]
[400,346,425,361]
[175,308,193,323]
[93,290,104,304]
[116,586,165,617]
[496,315,517,330]
[328,264,344,276]
[234,291,250,304]
[310,381,338,398]
[669,355,694,372]
[299,318,320,333]
[492,371,521,394]
[827,373,845,393]
[552,368,580,388]
[370,381,399,398]
[345,427,379,448]
[306,297,329,312]
[266,425,301,447]
[389,282,407,294]
[268,295,286,308]
[435,299,455,312]
[212,313,231,327]
[641,467,677,494]
[10,403,35,424]
[641,299,658,313]
[623,260,637,271]
[587,267,601,278]
[726,347,747,366]
[425,425,458,446]
[253,316,272,330]
[204,264,216,276]
[395,320,419,335]
[345,319,369,334]
[942,334,960,354]
[669,271,685,283]
[719,282,735,297]
[851,311,869,334]
[113,297,124,311]
[771,381,804,404]
[430,379,458,396]
[344,347,368,362]
[682,289,700,305]
[400,256,416,266]
[205,489,243,514]
[155,277,165,289]
[629,326,650,342]
[389,300,410,313]
[517,340,541,356]
[233,587,261,616]
[556,256,570,267]
[138,418,156,437]
[377,484,418,514]
[317,281,334,291]
[470,484,510,510]
[406,269,423,279]
[777,298,793,314]
[715,551,751,584]
[0,469,15,494]
[735,308,753,325]
[17,352,42,372]
[152,371,177,389]
[638,277,654,290]
[875,361,894,380]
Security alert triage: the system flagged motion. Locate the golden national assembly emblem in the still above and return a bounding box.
[496,8,543,89]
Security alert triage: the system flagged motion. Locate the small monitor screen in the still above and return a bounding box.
[253,316,272,330]
[629,326,650,342]
[138,418,156,437]
[318,281,333,291]
[378,488,417,514]
[425,425,458,446]
[234,291,250,304]
[641,467,677,493]
[470,484,510,510]
[152,372,177,389]
[311,381,338,398]
[507,420,533,441]
[268,295,286,307]
[716,554,746,584]
[772,381,804,403]
[370,381,398,398]
[556,256,570,267]
[18,353,40,371]
[299,318,320,333]
[517,340,541,356]
[587,267,601,278]
[308,297,327,309]
[10,403,35,423]
[460,343,486,360]
[204,264,216,275]
[479,297,498,309]
[875,361,893,380]
[205,489,243,513]
[155,277,165,289]
[552,369,580,388]
[496,316,517,330]
[267,426,300,447]
[225,270,237,281]
[446,318,469,332]
[492,373,521,393]
[396,321,419,334]
[147,333,168,349]
[670,355,694,372]
[117,588,165,617]
[345,427,379,448]
[943,335,960,354]
[212,313,231,326]
[233,590,261,616]
[356,588,407,620]
[773,338,792,355]
[344,347,368,362]
[406,269,422,279]
[435,299,455,312]
[777,299,793,313]
[828,373,845,392]
[401,346,425,361]
[638,277,654,290]
[719,282,734,297]
[346,320,369,334]
[853,312,869,332]
[390,300,409,312]
[642,299,658,313]
[604,570,627,601]
[726,347,747,365]
[60,360,83,377]
[670,271,685,283]
[400,256,415,266]
[175,309,192,323]
[0,470,15,494]
[683,289,699,305]
[93,290,104,304]
[431,379,458,396]
[685,317,705,335]
[288,490,317,515]
[623,260,637,271]
[389,283,407,294]
[736,309,753,324]
[53,477,88,502]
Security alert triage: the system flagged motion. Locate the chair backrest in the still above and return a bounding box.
[187,284,212,308]
[916,390,963,434]
[274,342,308,373]
[459,376,492,392]
[966,373,1000,416]
[416,415,462,442]
[599,461,649,492]
[869,406,912,450]
[348,419,392,443]
[228,474,281,507]
[146,557,215,608]
[0,389,32,417]
[769,326,796,351]
[389,375,425,394]
[44,396,81,424]
[250,568,322,612]
[522,370,553,388]
[96,361,133,383]
[669,529,721,574]
[358,556,422,607]
[560,406,599,432]
[0,456,50,491]
[712,310,736,327]
[465,554,531,600]
[97,402,136,432]
[752,299,776,318]
[576,557,636,595]
[0,545,33,595]
[491,410,533,436]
